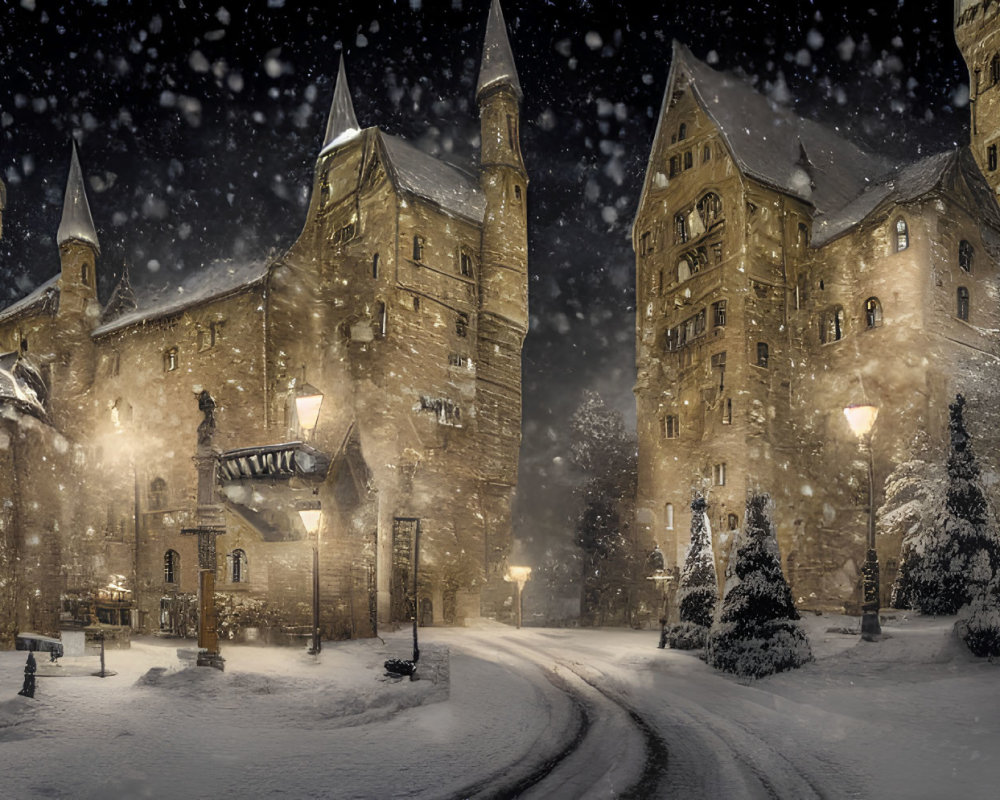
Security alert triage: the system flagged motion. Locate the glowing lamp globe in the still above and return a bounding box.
[294,383,324,437]
[843,404,878,438]
[298,508,322,536]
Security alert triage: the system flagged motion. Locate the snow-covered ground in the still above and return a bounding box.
[1,613,997,799]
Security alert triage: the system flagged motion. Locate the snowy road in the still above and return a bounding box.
[2,615,999,799]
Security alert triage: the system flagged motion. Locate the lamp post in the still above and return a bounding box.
[298,503,322,655]
[647,570,673,648]
[844,403,881,642]
[505,566,532,629]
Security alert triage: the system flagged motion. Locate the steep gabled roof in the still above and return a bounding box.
[476,0,522,102]
[378,132,486,223]
[0,275,60,324]
[639,42,891,222]
[92,259,269,337]
[57,140,100,253]
[0,352,48,421]
[812,147,1000,247]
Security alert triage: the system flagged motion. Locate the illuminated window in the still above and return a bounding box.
[665,503,674,530]
[894,218,909,252]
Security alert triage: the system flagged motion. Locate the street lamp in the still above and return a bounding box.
[844,403,881,641]
[294,380,324,442]
[647,567,674,648]
[298,502,322,655]
[505,566,532,629]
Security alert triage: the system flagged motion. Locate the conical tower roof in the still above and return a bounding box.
[476,0,522,102]
[321,55,360,153]
[56,140,100,253]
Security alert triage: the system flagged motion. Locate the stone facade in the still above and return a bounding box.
[0,0,527,642]
[634,18,1000,612]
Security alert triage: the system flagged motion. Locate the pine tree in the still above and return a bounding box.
[706,492,812,678]
[676,494,717,619]
[902,395,1000,615]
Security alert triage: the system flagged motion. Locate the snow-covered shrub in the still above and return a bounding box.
[899,395,1000,615]
[667,621,708,650]
[670,495,717,650]
[957,579,1000,658]
[706,492,812,678]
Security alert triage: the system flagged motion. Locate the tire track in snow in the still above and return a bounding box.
[449,632,666,799]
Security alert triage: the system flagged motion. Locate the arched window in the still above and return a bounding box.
[959,240,973,273]
[164,550,179,584]
[684,150,693,170]
[727,513,739,531]
[678,123,687,141]
[229,549,248,583]
[697,192,722,227]
[864,297,882,329]
[894,218,908,252]
[992,52,1000,84]
[149,477,167,511]
[821,306,845,344]
[756,342,769,368]
[665,503,674,530]
[703,144,711,163]
[958,286,970,321]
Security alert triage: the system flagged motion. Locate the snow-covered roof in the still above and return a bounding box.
[320,55,361,157]
[812,148,1000,247]
[92,259,269,337]
[56,141,100,253]
[379,132,486,223]
[476,0,522,102]
[0,275,60,324]
[663,42,890,216]
[0,352,48,420]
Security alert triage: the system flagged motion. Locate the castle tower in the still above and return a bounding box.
[55,140,100,399]
[474,0,527,570]
[956,0,1000,194]
[57,140,100,318]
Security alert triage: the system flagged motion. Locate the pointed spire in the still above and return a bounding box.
[57,139,100,254]
[102,258,137,323]
[321,55,360,153]
[476,0,522,103]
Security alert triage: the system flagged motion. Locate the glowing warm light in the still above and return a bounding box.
[843,404,878,438]
[298,508,322,535]
[505,565,532,586]
[294,383,324,436]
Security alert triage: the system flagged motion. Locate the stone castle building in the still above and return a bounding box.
[634,2,1000,610]
[0,0,527,642]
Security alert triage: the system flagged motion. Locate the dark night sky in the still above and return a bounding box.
[0,0,969,560]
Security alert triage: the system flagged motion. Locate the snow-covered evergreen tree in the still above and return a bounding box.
[706,492,812,678]
[901,395,1000,615]
[957,576,1000,658]
[669,495,718,649]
